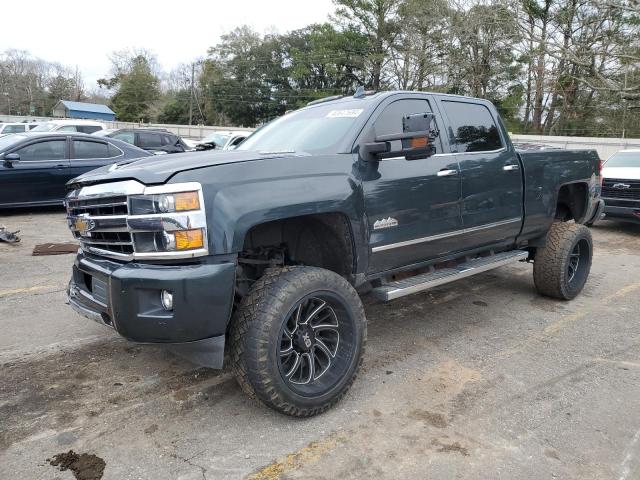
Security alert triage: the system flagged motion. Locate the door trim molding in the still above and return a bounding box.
[371,217,522,253]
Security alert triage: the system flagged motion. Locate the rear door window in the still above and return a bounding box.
[77,125,102,134]
[15,139,66,161]
[138,132,163,148]
[441,101,503,153]
[72,140,116,159]
[112,131,135,145]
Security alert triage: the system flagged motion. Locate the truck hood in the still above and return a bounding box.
[602,167,640,181]
[69,150,300,186]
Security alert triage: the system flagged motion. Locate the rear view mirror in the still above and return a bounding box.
[362,112,439,162]
[3,153,20,166]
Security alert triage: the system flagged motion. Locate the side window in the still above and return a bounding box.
[161,135,173,146]
[16,140,66,161]
[5,125,26,133]
[112,132,135,145]
[107,143,123,157]
[77,126,102,134]
[441,101,503,153]
[138,132,163,148]
[72,140,111,159]
[373,98,442,153]
[231,136,245,146]
[57,125,78,132]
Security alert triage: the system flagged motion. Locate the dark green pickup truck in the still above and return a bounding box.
[65,90,604,416]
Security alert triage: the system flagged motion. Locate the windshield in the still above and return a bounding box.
[31,122,57,132]
[606,151,640,168]
[237,101,366,154]
[202,133,231,147]
[0,134,26,153]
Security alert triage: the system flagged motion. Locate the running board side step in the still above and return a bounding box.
[371,250,529,301]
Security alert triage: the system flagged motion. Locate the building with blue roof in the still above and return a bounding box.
[52,100,116,121]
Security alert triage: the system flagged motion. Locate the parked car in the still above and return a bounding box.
[600,149,640,223]
[0,132,151,208]
[31,119,105,134]
[97,128,188,154]
[0,122,39,134]
[195,131,248,151]
[65,90,602,417]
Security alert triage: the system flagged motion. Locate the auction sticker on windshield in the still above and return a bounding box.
[326,109,363,118]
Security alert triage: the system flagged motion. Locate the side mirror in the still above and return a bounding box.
[362,112,439,161]
[3,152,20,166]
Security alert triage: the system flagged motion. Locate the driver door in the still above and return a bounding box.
[0,138,70,205]
[360,96,463,273]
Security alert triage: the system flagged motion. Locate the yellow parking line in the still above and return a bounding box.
[0,285,60,298]
[543,282,640,335]
[499,281,640,359]
[248,433,347,480]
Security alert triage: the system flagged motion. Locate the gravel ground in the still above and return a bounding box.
[0,208,639,480]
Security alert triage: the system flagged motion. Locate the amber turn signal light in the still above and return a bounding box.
[174,192,200,211]
[410,137,429,148]
[174,229,205,250]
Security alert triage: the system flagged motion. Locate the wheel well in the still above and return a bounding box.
[236,213,355,297]
[555,183,588,222]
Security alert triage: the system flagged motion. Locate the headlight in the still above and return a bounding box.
[128,184,208,257]
[130,191,200,215]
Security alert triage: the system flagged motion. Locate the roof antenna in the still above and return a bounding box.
[353,86,365,99]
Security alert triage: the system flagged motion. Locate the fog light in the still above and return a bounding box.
[161,290,173,311]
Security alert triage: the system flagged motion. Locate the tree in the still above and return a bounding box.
[333,0,403,89]
[98,49,160,122]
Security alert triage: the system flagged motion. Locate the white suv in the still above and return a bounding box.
[31,119,105,134]
[0,122,39,134]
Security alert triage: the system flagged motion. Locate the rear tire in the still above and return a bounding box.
[229,266,366,417]
[533,222,593,300]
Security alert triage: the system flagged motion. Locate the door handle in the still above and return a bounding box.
[437,169,458,177]
[503,164,520,171]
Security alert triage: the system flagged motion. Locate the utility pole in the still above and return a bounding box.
[621,70,628,139]
[189,62,195,126]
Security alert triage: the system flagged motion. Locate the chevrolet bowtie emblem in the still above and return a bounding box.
[373,217,399,230]
[612,183,631,190]
[73,217,96,236]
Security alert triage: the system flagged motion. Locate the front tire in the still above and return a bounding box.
[533,222,593,300]
[229,266,366,417]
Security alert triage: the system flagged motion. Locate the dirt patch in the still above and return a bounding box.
[408,409,448,428]
[431,438,469,456]
[47,450,106,480]
[544,447,560,460]
[0,340,230,450]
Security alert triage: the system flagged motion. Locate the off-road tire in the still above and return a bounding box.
[229,266,367,417]
[533,222,593,300]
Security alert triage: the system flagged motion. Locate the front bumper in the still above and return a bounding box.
[603,199,640,224]
[67,252,236,368]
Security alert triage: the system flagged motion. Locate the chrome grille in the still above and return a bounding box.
[67,196,128,216]
[602,178,640,200]
[66,195,134,256]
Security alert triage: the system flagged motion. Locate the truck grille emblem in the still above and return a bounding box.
[612,183,631,190]
[73,217,96,237]
[373,217,399,230]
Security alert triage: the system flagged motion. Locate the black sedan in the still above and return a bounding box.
[0,132,152,208]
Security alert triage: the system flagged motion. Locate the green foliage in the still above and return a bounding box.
[99,54,160,122]
[158,90,191,124]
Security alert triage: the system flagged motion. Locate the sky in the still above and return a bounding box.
[2,0,336,89]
